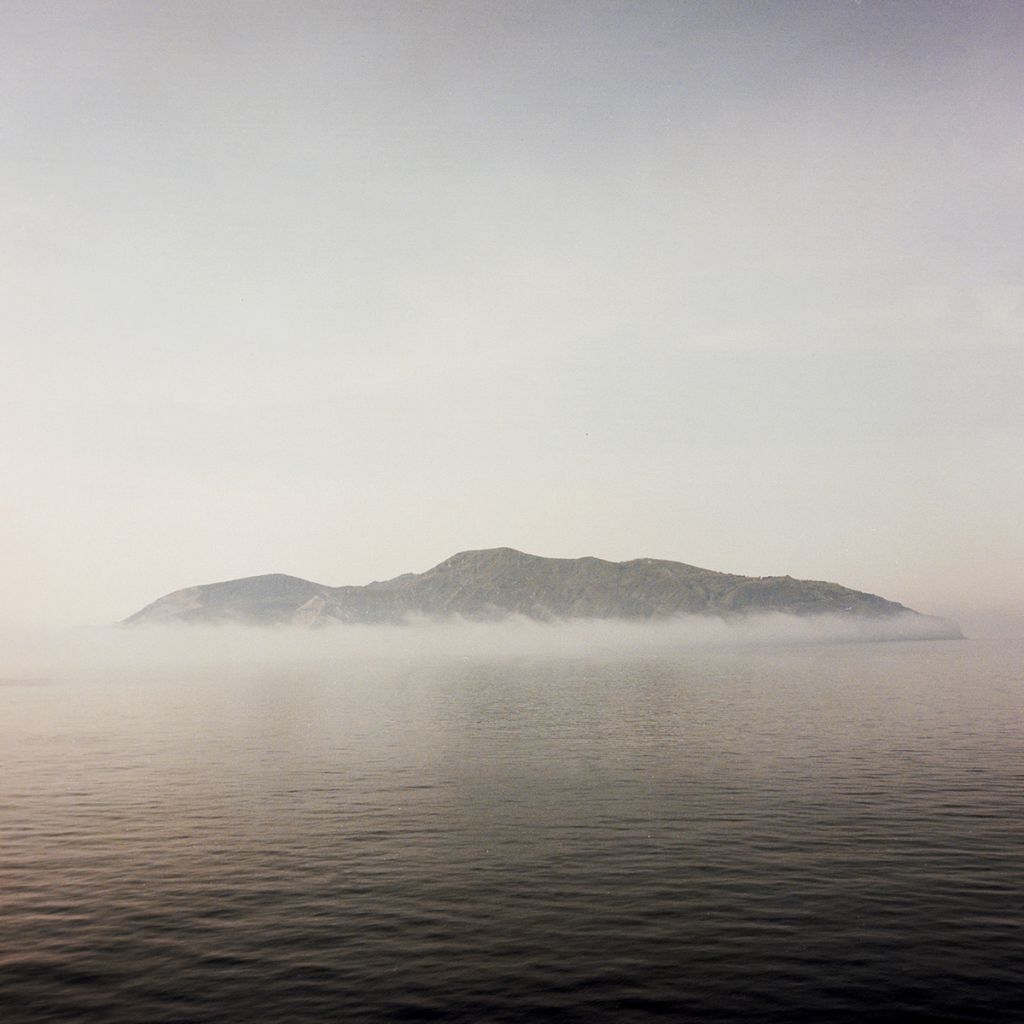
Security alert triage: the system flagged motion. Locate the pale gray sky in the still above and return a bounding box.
[2,0,1022,626]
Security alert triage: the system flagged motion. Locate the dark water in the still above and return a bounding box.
[2,637,1022,1022]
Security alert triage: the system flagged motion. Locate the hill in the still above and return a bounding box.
[124,548,960,637]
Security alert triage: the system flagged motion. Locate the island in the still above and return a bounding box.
[123,547,960,637]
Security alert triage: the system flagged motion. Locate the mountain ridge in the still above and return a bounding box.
[123,548,960,637]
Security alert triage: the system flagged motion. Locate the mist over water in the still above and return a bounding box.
[2,624,1022,1023]
[0,612,960,683]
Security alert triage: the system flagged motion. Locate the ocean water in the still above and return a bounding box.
[1,634,1022,1022]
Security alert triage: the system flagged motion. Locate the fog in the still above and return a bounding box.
[0,613,964,685]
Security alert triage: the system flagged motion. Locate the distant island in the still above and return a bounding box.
[124,547,960,637]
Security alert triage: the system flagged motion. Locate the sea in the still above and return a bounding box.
[1,628,1022,1023]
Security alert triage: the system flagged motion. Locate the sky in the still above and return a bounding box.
[2,0,1022,629]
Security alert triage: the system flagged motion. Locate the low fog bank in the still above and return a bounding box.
[930,608,1024,641]
[0,612,961,681]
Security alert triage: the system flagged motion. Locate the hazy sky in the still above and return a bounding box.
[2,0,1022,627]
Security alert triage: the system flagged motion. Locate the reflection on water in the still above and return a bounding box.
[1,638,1022,1022]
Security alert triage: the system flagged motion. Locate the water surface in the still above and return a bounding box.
[1,636,1022,1022]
